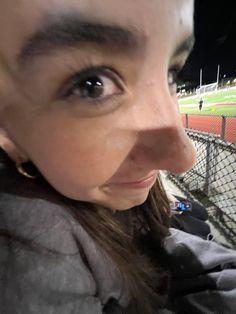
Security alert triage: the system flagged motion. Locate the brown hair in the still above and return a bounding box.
[0,148,171,313]
[67,175,171,313]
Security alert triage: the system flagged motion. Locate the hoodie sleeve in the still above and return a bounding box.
[0,216,108,314]
[0,236,105,314]
[165,228,236,314]
[0,191,106,314]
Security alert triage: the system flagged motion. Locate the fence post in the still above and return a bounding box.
[185,114,189,128]
[204,139,212,196]
[221,115,226,141]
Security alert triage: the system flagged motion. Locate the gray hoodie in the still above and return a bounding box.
[0,150,236,314]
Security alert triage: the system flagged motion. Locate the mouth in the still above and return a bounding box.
[111,172,158,190]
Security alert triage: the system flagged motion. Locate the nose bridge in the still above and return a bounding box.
[131,89,196,173]
[138,91,186,153]
[135,85,182,132]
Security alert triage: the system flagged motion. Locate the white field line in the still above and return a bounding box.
[179,102,222,108]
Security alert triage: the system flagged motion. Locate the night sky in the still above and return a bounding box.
[181,0,236,87]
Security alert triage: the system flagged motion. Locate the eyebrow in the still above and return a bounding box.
[174,35,195,56]
[17,15,140,67]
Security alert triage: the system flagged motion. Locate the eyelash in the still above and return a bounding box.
[60,65,124,105]
[58,62,183,109]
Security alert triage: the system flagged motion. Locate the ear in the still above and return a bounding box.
[0,129,28,163]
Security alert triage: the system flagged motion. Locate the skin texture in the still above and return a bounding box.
[0,0,196,210]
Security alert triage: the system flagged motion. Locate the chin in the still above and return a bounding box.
[102,193,149,211]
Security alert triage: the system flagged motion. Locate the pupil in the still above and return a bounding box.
[80,76,104,98]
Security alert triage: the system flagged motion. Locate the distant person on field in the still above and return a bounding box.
[199,98,203,110]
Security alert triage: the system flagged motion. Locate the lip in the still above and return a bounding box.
[112,173,157,189]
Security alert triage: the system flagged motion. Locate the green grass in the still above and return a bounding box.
[179,105,236,116]
[179,88,236,105]
[178,87,236,116]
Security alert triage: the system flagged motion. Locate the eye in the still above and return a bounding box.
[61,67,124,104]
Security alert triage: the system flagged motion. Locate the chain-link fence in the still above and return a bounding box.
[167,130,236,248]
[181,114,236,144]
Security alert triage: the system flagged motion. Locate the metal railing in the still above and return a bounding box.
[167,130,236,248]
[181,114,236,144]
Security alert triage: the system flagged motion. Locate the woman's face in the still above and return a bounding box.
[0,0,195,210]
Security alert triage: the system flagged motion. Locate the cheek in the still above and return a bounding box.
[26,117,134,189]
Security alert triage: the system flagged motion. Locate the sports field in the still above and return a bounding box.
[179,87,236,116]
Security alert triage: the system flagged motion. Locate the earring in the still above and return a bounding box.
[16,161,39,179]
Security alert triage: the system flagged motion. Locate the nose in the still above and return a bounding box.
[129,92,196,174]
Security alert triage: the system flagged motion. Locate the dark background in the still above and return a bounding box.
[180,0,236,88]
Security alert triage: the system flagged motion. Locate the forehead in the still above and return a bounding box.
[0,0,193,61]
[0,0,193,21]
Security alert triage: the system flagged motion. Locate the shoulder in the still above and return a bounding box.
[0,188,103,313]
[166,228,236,261]
[165,228,236,271]
[0,150,79,254]
[165,229,236,314]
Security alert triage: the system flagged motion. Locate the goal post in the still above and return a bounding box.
[196,65,220,96]
[196,82,218,95]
